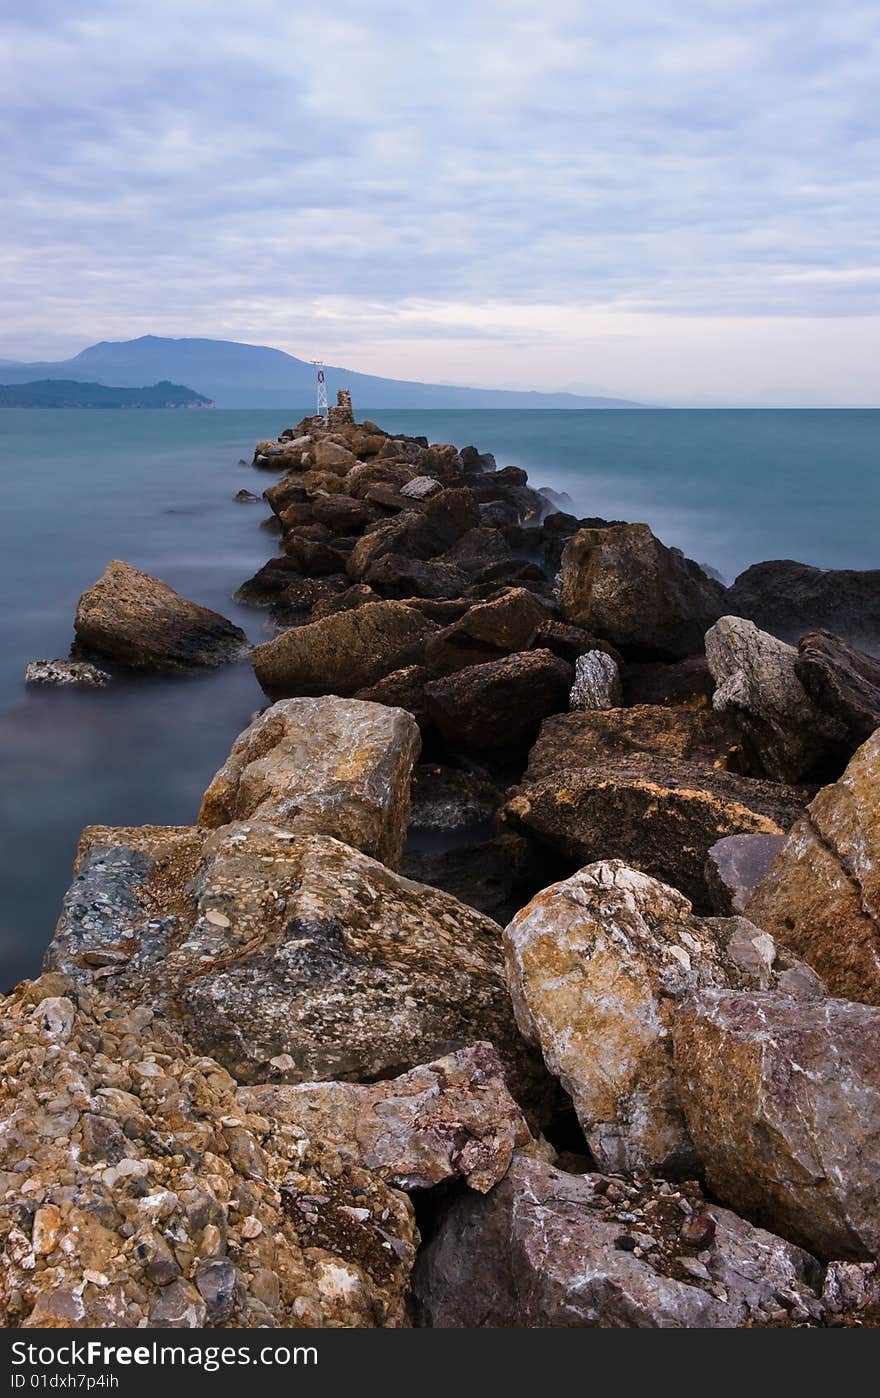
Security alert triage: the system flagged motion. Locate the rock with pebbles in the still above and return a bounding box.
[503,860,824,1174]
[559,524,726,660]
[0,976,416,1329]
[674,989,880,1261]
[25,660,111,687]
[746,728,880,1003]
[239,1043,532,1193]
[413,1154,823,1328]
[251,601,436,700]
[198,697,420,869]
[706,615,848,782]
[74,561,248,673]
[569,649,622,709]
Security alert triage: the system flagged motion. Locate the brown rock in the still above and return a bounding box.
[424,588,551,676]
[674,989,880,1260]
[311,438,356,473]
[73,561,247,673]
[198,697,420,868]
[354,665,430,727]
[521,705,747,784]
[251,601,436,700]
[365,554,469,600]
[727,559,880,654]
[746,728,880,1003]
[425,649,573,754]
[795,630,880,745]
[622,655,715,708]
[239,1043,532,1193]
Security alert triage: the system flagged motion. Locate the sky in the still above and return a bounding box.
[1,0,878,405]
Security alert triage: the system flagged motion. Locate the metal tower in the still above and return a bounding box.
[313,361,329,424]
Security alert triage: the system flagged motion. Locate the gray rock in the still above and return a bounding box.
[795,630,880,745]
[569,650,622,709]
[400,475,442,499]
[413,1154,823,1327]
[25,659,111,687]
[705,832,786,914]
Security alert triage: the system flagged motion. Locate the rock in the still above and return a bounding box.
[198,697,420,869]
[439,527,514,580]
[520,705,747,782]
[408,764,503,832]
[402,833,544,926]
[727,560,880,655]
[706,616,848,782]
[24,660,111,687]
[425,650,573,754]
[365,554,469,600]
[674,990,880,1261]
[746,728,880,1003]
[0,976,416,1328]
[354,665,430,728]
[73,561,248,673]
[704,833,786,914]
[283,533,350,576]
[569,650,622,709]
[559,524,727,659]
[239,1043,531,1193]
[311,439,357,473]
[622,655,715,708]
[795,631,880,745]
[251,601,436,699]
[424,588,551,676]
[412,1154,823,1328]
[308,493,380,534]
[400,476,442,499]
[48,825,546,1112]
[534,620,617,667]
[235,489,259,503]
[503,860,823,1174]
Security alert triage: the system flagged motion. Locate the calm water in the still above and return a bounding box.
[0,406,877,984]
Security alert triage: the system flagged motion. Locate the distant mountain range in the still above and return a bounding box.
[0,379,212,409]
[0,336,643,409]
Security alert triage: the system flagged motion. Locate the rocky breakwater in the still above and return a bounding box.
[5,396,880,1329]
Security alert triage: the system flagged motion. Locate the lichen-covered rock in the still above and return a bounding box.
[674,990,880,1261]
[251,601,436,699]
[24,660,111,687]
[0,976,416,1329]
[706,616,848,782]
[412,1154,823,1328]
[503,860,824,1174]
[502,753,806,909]
[795,630,880,746]
[47,824,546,1113]
[239,1043,532,1193]
[74,561,248,672]
[704,833,786,915]
[198,697,420,869]
[746,728,880,1003]
[569,650,622,709]
[559,524,726,660]
[424,649,573,754]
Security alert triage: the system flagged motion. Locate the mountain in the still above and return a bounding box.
[0,336,643,409]
[0,379,212,408]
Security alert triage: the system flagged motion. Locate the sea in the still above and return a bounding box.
[0,406,877,986]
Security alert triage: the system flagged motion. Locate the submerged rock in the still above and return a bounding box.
[413,1154,823,1328]
[239,1043,532,1193]
[746,728,880,1003]
[198,697,420,869]
[0,976,416,1329]
[24,659,111,687]
[503,859,823,1174]
[74,560,248,673]
[674,989,880,1261]
[559,523,726,659]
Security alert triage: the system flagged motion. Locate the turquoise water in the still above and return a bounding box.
[0,406,877,984]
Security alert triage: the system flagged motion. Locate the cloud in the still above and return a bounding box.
[0,0,878,401]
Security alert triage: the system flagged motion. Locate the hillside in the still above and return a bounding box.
[0,379,212,408]
[0,336,643,409]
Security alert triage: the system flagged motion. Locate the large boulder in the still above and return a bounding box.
[503,860,824,1174]
[47,824,546,1113]
[424,588,550,676]
[674,990,880,1261]
[74,560,248,672]
[198,697,420,869]
[727,560,880,655]
[412,1154,823,1328]
[795,630,880,746]
[0,976,416,1329]
[746,729,880,1003]
[424,650,573,754]
[520,705,747,782]
[706,616,848,782]
[502,753,806,909]
[559,524,726,659]
[239,1043,532,1193]
[251,601,436,699]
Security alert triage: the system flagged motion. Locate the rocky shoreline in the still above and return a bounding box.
[5,392,880,1328]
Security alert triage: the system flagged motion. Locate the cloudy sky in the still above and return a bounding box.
[1,0,878,403]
